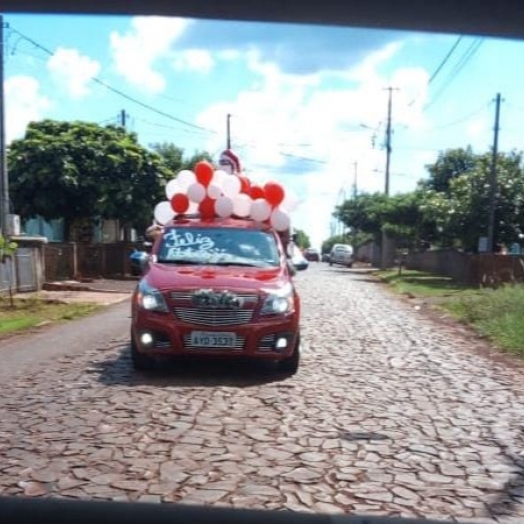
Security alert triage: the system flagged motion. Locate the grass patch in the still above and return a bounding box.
[376,269,524,354]
[0,296,101,336]
[375,269,470,298]
[443,286,524,354]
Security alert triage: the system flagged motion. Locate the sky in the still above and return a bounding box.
[5,14,524,249]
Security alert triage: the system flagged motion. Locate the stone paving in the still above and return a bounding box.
[2,266,524,523]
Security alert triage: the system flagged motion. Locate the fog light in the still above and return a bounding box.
[275,337,288,350]
[140,332,154,347]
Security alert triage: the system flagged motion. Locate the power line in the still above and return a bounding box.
[408,35,464,108]
[8,26,219,137]
[427,36,465,86]
[428,102,489,130]
[424,38,484,111]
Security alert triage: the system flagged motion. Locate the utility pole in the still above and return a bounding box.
[487,93,502,253]
[384,87,398,197]
[352,161,358,198]
[380,87,397,269]
[0,15,8,236]
[226,113,231,149]
[120,109,127,129]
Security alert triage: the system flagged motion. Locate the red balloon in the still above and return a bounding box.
[239,176,251,194]
[194,161,214,187]
[250,185,265,200]
[170,193,189,214]
[198,196,216,219]
[264,182,285,207]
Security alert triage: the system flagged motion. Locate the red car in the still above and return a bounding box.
[131,216,301,374]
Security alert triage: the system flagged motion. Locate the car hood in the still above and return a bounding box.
[144,262,290,293]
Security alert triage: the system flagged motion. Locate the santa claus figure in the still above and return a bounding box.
[218,149,242,176]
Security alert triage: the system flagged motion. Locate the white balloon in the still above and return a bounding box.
[187,182,206,203]
[207,184,223,200]
[165,178,181,200]
[154,201,175,225]
[250,198,271,222]
[212,170,228,188]
[187,201,198,214]
[223,175,241,198]
[281,189,299,212]
[215,196,234,218]
[177,170,196,190]
[270,208,291,232]
[233,194,252,217]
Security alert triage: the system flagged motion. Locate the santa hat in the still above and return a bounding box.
[219,149,241,174]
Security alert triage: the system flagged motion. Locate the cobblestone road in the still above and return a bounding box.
[2,266,524,523]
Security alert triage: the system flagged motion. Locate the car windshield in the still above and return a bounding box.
[156,226,280,267]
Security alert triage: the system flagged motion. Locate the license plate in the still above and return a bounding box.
[190,331,237,348]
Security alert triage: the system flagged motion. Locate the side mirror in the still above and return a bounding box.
[130,250,151,275]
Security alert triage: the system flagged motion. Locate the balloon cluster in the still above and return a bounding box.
[153,161,298,232]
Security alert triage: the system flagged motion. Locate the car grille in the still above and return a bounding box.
[170,291,259,327]
[183,334,245,351]
[258,334,275,352]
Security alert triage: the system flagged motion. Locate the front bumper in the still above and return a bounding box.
[132,308,299,361]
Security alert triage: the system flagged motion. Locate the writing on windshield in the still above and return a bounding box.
[158,227,280,267]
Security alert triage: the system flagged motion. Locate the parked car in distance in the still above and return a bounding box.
[304,247,320,262]
[292,250,309,271]
[329,243,354,268]
[321,252,330,263]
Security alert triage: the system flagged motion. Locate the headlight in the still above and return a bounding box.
[261,283,295,315]
[137,280,168,312]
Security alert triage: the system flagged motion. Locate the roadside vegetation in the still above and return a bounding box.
[0,297,101,336]
[376,269,524,354]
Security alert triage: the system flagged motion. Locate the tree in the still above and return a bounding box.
[422,150,524,252]
[149,142,184,175]
[8,120,171,240]
[293,228,311,249]
[182,150,213,171]
[334,193,389,241]
[420,146,476,194]
[334,191,437,250]
[150,143,213,175]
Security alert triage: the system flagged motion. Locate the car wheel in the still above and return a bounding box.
[279,335,300,375]
[131,334,155,371]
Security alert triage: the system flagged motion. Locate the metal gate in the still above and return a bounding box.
[14,248,38,292]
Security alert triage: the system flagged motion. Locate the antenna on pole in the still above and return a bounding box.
[226,114,231,149]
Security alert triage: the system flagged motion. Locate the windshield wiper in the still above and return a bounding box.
[156,259,204,265]
[213,259,277,268]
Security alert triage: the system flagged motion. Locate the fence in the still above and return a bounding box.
[405,248,524,286]
[44,242,143,282]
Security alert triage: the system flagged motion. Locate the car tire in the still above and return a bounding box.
[131,334,155,371]
[279,335,300,375]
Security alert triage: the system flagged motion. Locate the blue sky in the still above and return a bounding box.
[5,14,524,248]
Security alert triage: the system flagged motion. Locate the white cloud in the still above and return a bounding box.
[46,48,101,99]
[173,49,214,74]
[5,75,52,143]
[110,16,191,93]
[195,43,431,249]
